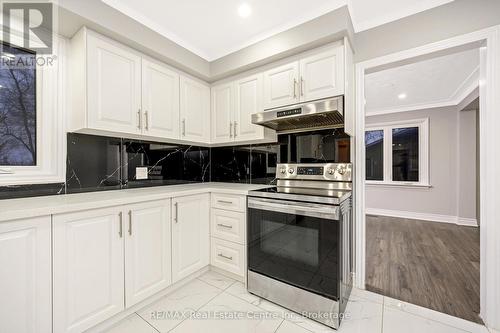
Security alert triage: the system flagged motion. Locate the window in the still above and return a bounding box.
[0,32,65,185]
[365,119,429,186]
[0,43,37,166]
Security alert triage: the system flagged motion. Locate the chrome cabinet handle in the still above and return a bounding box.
[234,121,238,138]
[229,122,233,138]
[218,253,233,260]
[144,111,149,130]
[128,210,132,236]
[217,200,233,204]
[174,202,178,223]
[217,223,233,229]
[293,78,297,98]
[118,212,123,238]
[300,77,304,96]
[137,109,142,129]
[182,119,186,136]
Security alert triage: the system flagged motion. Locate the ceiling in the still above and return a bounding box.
[365,48,480,115]
[100,0,454,61]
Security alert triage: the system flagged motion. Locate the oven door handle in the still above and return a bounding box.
[248,197,339,220]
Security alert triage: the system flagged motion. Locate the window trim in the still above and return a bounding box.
[365,118,430,187]
[0,24,66,185]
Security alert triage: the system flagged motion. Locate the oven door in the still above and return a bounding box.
[247,197,340,300]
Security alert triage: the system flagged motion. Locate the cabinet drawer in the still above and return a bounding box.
[211,209,245,244]
[210,238,245,277]
[211,193,246,212]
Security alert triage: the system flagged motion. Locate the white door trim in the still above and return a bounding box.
[354,25,500,330]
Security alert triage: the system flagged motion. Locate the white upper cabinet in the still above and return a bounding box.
[171,194,210,283]
[211,82,235,143]
[86,30,142,134]
[0,216,52,333]
[53,206,125,333]
[180,76,211,143]
[299,46,345,101]
[142,58,180,139]
[234,74,265,142]
[124,200,172,308]
[262,44,345,110]
[263,61,300,109]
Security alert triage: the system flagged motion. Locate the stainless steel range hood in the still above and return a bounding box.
[251,96,344,133]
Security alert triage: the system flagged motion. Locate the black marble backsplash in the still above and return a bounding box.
[1,129,350,199]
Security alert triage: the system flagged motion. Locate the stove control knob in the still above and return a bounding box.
[327,168,335,175]
[288,168,295,174]
[337,166,346,175]
[280,167,287,174]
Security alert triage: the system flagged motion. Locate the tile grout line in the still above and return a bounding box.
[134,312,161,333]
[165,278,230,332]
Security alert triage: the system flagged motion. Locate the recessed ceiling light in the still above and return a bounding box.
[398,93,407,100]
[238,3,252,18]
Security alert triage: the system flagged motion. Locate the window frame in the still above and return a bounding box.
[0,22,65,186]
[365,118,430,187]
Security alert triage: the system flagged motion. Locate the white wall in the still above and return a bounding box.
[365,106,477,225]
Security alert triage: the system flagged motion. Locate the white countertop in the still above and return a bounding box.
[0,182,272,223]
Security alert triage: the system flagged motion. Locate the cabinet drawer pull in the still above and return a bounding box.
[119,212,123,238]
[293,78,297,98]
[174,202,178,223]
[137,109,142,129]
[182,119,186,136]
[144,111,149,130]
[218,253,233,260]
[217,200,233,205]
[229,122,233,138]
[128,210,132,236]
[300,77,304,96]
[234,121,238,138]
[217,223,233,229]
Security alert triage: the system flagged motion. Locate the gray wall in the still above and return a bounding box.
[365,106,477,222]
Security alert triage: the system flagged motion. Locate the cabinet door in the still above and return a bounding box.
[142,59,180,139]
[180,76,211,143]
[234,74,264,141]
[171,194,210,282]
[87,32,142,134]
[263,61,299,109]
[124,200,172,308]
[299,46,345,102]
[53,207,124,333]
[0,216,51,333]
[211,82,234,143]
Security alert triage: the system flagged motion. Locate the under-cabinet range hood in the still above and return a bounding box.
[251,96,344,133]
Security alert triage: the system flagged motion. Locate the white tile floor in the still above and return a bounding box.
[104,271,491,333]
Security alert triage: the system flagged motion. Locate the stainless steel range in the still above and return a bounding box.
[247,163,353,329]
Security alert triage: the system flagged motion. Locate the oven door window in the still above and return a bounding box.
[248,206,339,300]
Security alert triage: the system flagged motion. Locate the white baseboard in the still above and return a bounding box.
[366,208,478,227]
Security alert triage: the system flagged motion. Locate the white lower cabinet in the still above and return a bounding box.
[53,200,171,333]
[124,200,172,308]
[0,216,52,333]
[53,206,125,333]
[210,237,245,277]
[172,193,210,282]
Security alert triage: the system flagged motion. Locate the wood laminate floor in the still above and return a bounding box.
[365,215,481,323]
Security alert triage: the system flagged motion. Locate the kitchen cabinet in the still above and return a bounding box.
[234,74,266,142]
[124,200,171,307]
[171,193,210,282]
[180,76,211,143]
[53,206,125,333]
[0,216,51,333]
[211,82,234,143]
[142,58,180,139]
[299,46,345,102]
[263,61,300,109]
[210,237,245,277]
[85,29,142,135]
[262,44,345,110]
[211,74,275,144]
